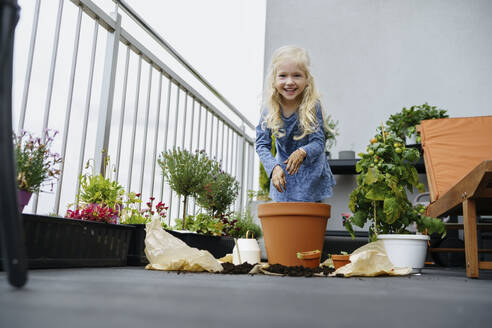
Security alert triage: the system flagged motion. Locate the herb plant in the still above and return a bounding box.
[77,159,125,210]
[196,166,239,217]
[14,129,62,193]
[227,209,262,239]
[344,126,445,241]
[158,148,215,229]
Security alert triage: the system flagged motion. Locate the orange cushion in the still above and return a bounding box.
[420,116,492,202]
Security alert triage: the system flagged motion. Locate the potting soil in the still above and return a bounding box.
[263,264,334,277]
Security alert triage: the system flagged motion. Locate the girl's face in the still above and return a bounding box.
[274,60,307,105]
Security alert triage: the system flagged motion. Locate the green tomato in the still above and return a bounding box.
[374,158,378,163]
[368,150,374,156]
[393,143,400,148]
[370,163,375,168]
[377,163,383,168]
[395,147,402,154]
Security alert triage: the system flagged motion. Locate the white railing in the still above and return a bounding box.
[14,0,256,223]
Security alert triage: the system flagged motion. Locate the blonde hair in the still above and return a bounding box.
[262,45,323,140]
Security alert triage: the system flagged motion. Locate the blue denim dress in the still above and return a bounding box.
[256,103,336,202]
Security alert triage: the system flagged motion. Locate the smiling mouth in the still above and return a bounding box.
[284,88,297,94]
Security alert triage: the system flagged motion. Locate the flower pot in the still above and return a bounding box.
[378,234,430,272]
[338,150,355,159]
[17,189,32,213]
[297,250,321,268]
[232,237,261,265]
[258,202,330,266]
[331,254,351,270]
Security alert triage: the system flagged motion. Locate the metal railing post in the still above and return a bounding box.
[94,11,122,176]
[237,124,246,212]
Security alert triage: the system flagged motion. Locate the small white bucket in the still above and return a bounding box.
[233,232,261,265]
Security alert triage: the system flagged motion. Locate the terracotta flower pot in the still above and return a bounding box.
[331,254,350,270]
[297,250,321,268]
[258,202,330,267]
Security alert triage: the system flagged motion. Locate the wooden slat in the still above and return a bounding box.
[463,199,479,278]
[427,161,492,218]
[479,261,492,270]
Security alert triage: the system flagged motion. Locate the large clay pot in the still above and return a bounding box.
[258,202,330,266]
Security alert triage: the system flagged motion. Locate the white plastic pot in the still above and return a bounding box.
[232,238,261,265]
[378,234,430,272]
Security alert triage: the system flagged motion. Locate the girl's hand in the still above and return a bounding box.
[283,148,307,175]
[271,165,286,192]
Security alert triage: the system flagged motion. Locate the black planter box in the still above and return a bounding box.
[171,232,235,259]
[0,214,132,270]
[126,224,148,266]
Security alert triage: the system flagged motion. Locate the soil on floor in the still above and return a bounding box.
[264,264,335,277]
[220,262,255,274]
[220,262,335,277]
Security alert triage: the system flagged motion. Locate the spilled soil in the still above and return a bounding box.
[221,262,255,274]
[264,264,334,277]
[220,262,335,277]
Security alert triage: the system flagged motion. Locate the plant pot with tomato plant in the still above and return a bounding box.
[13,129,62,212]
[343,125,445,272]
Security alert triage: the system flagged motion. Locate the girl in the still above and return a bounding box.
[256,45,335,202]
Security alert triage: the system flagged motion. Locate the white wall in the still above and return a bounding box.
[264,0,492,230]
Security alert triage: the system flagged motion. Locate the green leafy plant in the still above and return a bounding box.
[385,103,448,142]
[77,159,125,210]
[158,148,215,229]
[174,213,224,236]
[227,209,262,239]
[344,125,445,241]
[120,193,169,227]
[323,113,339,151]
[247,189,270,201]
[196,166,239,217]
[14,129,62,193]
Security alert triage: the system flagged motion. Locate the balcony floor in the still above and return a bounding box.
[1,266,492,328]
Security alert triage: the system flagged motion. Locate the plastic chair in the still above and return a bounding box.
[419,116,492,278]
[0,0,28,288]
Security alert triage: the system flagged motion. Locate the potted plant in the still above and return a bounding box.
[385,103,448,144]
[66,158,125,224]
[120,193,168,265]
[158,148,215,229]
[13,129,62,212]
[343,125,445,271]
[323,113,339,158]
